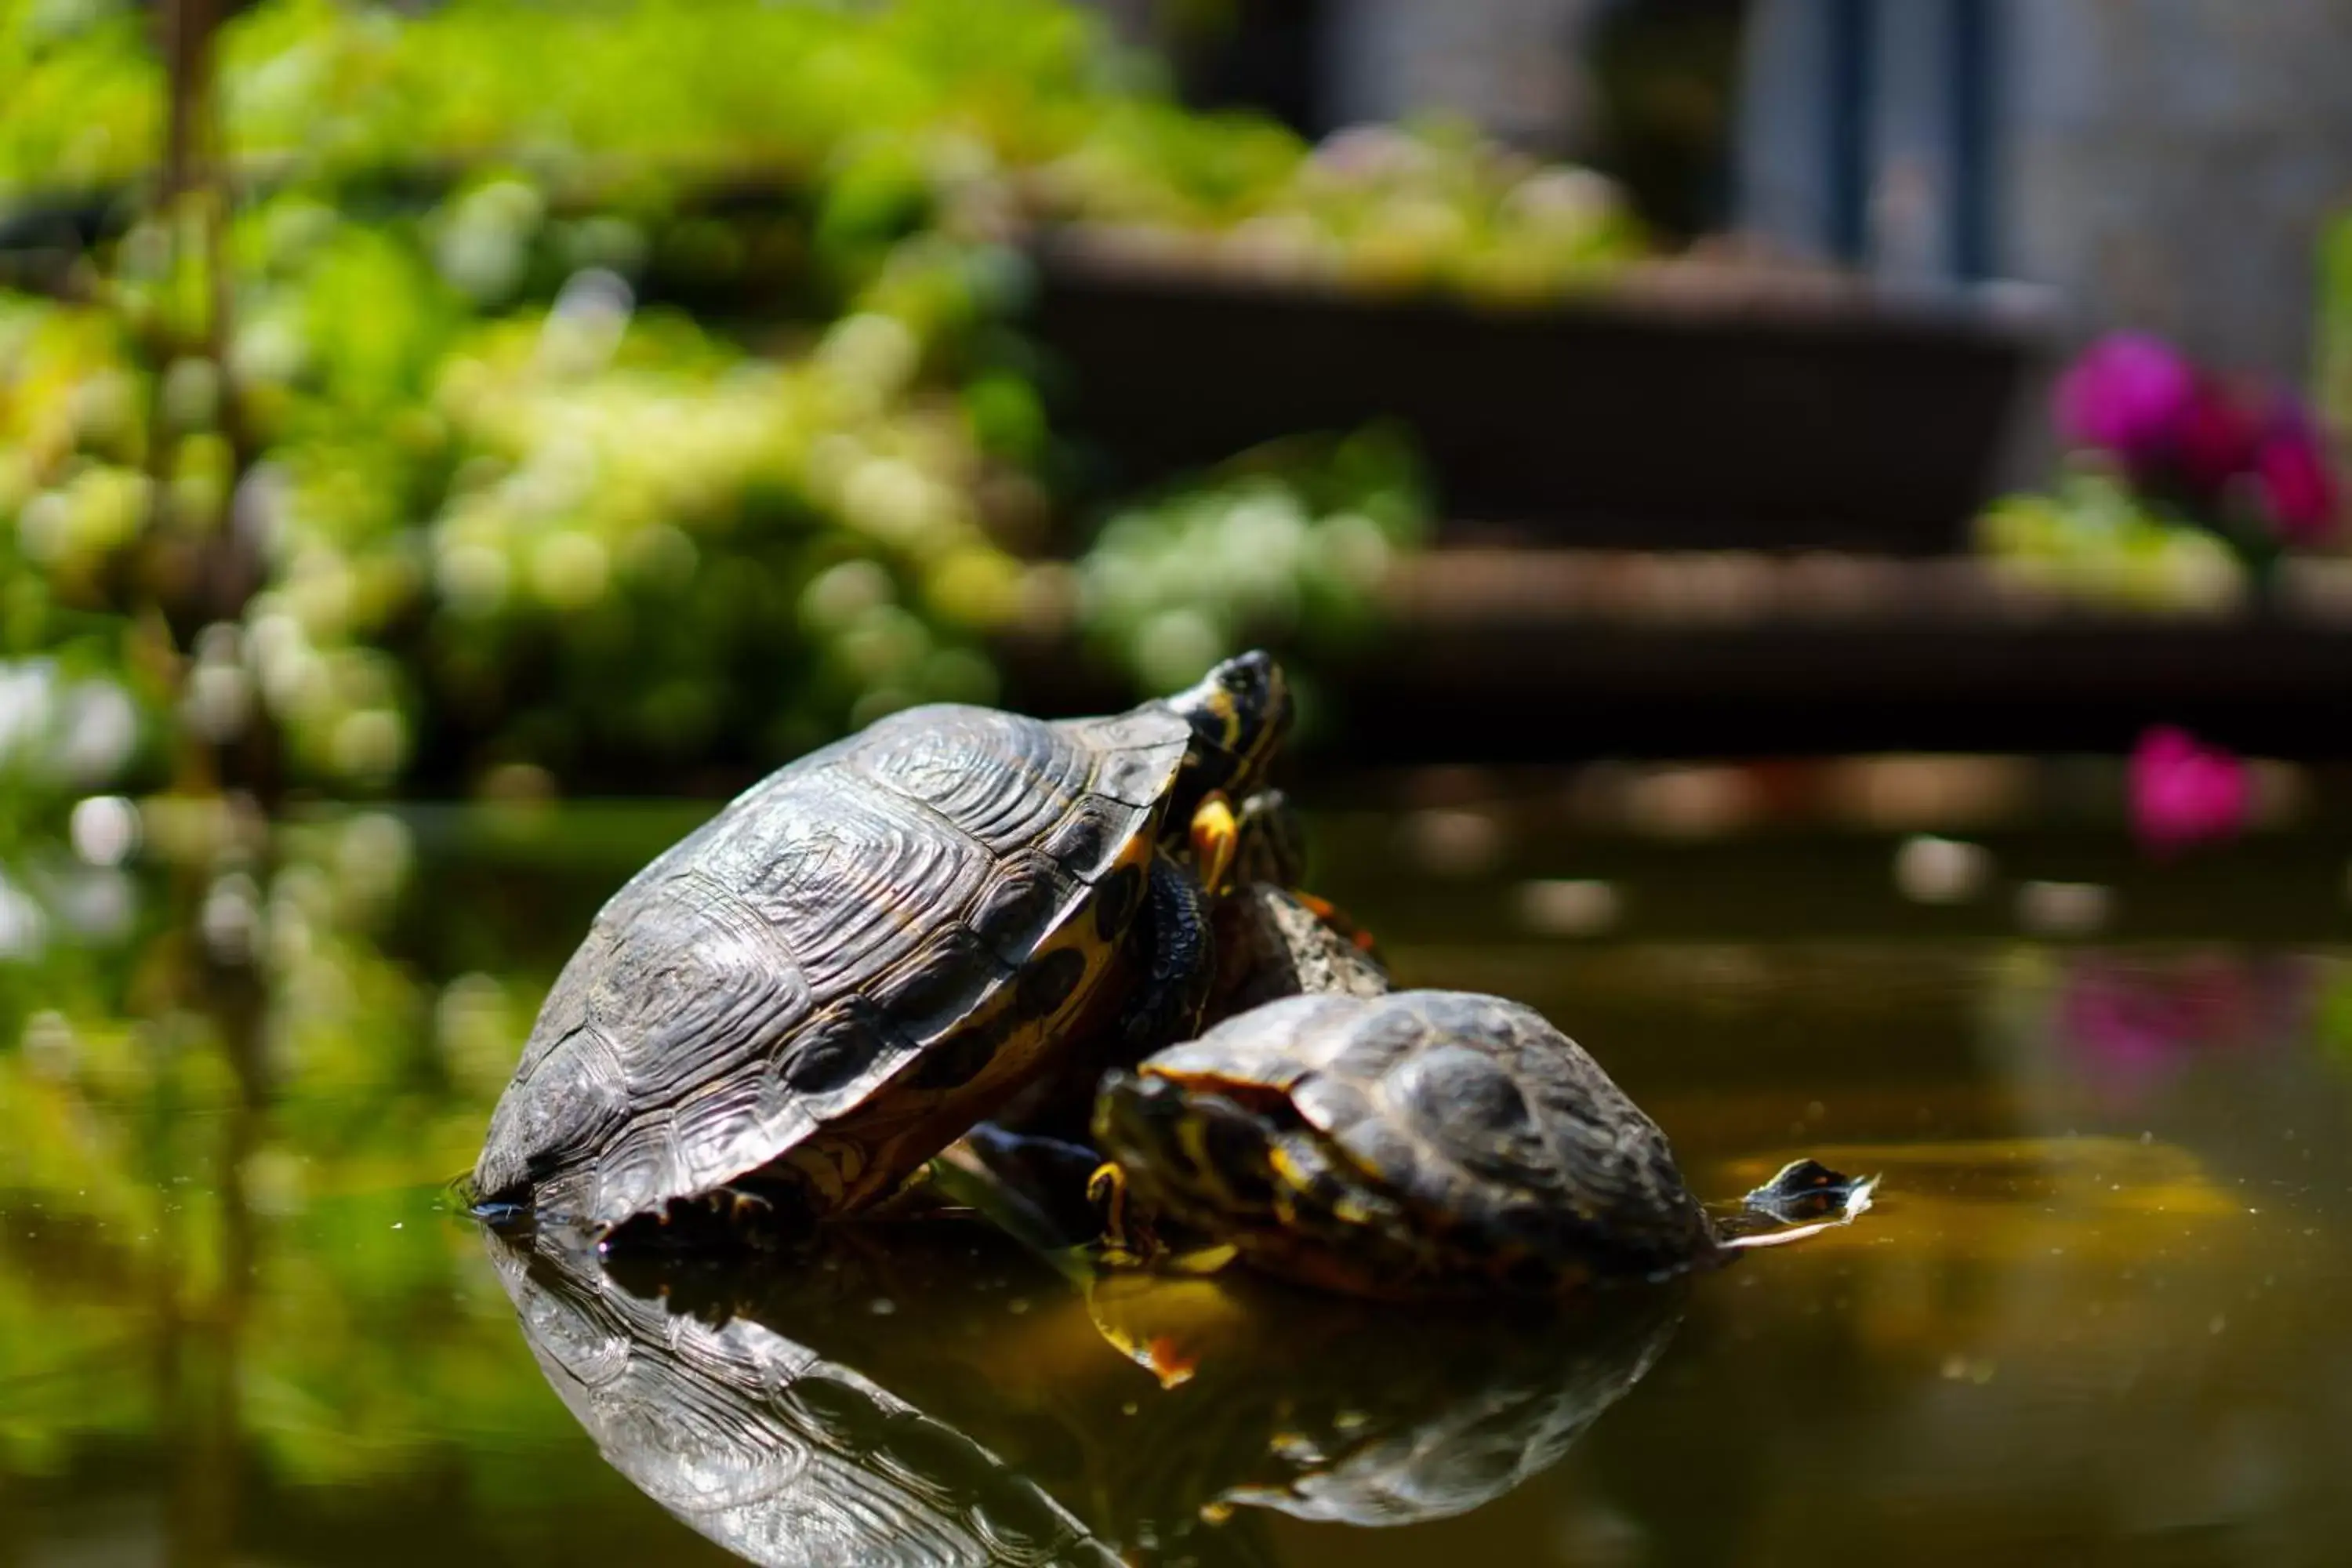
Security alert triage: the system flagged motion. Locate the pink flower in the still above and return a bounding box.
[2250,406,2339,544]
[2050,333,2343,550]
[2129,725,2249,853]
[2055,333,2198,468]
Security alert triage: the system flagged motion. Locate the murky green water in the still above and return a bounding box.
[5,802,2351,1566]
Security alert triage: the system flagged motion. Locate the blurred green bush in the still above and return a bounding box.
[2323,209,2352,438]
[5,0,1642,301]
[0,0,1651,802]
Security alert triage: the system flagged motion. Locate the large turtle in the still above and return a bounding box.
[1091,989,1874,1299]
[472,652,1291,1237]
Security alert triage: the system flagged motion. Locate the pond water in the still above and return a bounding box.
[3,800,2350,1566]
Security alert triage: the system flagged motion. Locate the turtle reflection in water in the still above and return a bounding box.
[489,1228,1125,1568]
[1094,989,1875,1299]
[492,1219,1688,1566]
[1079,1265,1686,1530]
[471,652,1294,1241]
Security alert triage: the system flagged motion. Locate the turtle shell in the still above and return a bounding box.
[1102,990,1716,1294]
[474,699,1194,1229]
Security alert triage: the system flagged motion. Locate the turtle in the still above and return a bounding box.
[1090,989,1875,1300]
[470,651,1293,1240]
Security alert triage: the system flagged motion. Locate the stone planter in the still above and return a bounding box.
[1029,243,2055,554]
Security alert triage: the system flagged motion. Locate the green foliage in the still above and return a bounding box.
[2321,209,2352,434]
[1077,429,1428,692]
[1038,113,1642,303]
[0,294,167,844]
[180,180,1039,789]
[0,807,598,1493]
[1976,469,2251,615]
[0,294,152,603]
[0,0,159,198]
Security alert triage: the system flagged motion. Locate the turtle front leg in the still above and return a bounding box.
[931,1125,1117,1251]
[1118,851,1217,1056]
[1189,792,1241,897]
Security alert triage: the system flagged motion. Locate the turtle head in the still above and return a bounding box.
[1092,1068,1198,1181]
[1166,650,1294,812]
[1093,1065,1298,1225]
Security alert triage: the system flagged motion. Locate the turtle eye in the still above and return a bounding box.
[1152,1071,1296,1124]
[1175,652,1288,757]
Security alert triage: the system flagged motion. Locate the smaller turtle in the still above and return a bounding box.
[1091,990,1872,1299]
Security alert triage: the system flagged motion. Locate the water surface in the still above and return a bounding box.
[2,805,2348,1566]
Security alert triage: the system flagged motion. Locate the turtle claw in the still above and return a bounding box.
[1088,1160,1164,1264]
[725,1189,777,1226]
[1088,1161,1131,1240]
[602,1185,800,1254]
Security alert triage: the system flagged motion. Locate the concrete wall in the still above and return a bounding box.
[1319,0,1603,151]
[1738,0,2352,381]
[2005,0,2352,378]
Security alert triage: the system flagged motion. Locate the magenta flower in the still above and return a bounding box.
[2250,405,2339,543]
[2059,959,2209,1077]
[2055,333,2198,468]
[2056,954,2312,1105]
[2172,377,2260,496]
[2129,725,2249,853]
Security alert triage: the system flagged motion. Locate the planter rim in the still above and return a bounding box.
[1029,230,2066,346]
